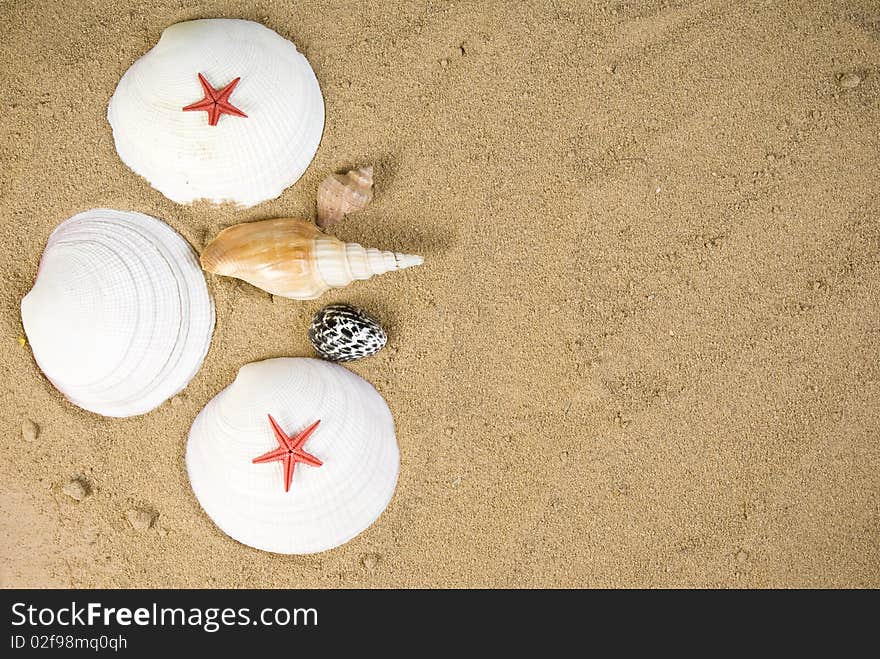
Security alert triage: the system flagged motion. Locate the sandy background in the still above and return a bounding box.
[1,0,878,588]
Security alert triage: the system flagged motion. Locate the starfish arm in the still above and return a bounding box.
[293,449,323,468]
[216,77,241,102]
[197,72,219,101]
[182,98,216,112]
[283,455,295,492]
[252,446,288,464]
[217,101,248,118]
[293,420,321,450]
[208,103,222,126]
[268,414,294,450]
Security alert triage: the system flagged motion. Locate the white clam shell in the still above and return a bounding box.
[21,209,215,417]
[186,358,399,554]
[107,19,325,207]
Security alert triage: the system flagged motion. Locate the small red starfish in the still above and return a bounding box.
[182,72,248,126]
[252,416,323,492]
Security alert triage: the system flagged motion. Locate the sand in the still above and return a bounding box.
[1,0,878,588]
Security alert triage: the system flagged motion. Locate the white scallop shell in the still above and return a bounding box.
[21,209,215,417]
[107,19,325,207]
[186,358,399,554]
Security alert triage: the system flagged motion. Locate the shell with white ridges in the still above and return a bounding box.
[317,166,374,227]
[309,304,387,362]
[200,217,423,300]
[20,209,215,417]
[107,19,325,207]
[186,358,399,554]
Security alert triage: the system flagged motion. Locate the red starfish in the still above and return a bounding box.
[182,72,248,126]
[252,416,323,492]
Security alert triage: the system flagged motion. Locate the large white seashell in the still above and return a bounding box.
[186,358,399,554]
[107,19,325,207]
[21,209,215,417]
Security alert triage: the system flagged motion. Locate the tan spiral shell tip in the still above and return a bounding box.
[395,253,424,269]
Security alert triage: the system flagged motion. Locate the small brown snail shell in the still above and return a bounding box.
[316,166,374,228]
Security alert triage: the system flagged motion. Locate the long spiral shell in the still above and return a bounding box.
[316,166,374,227]
[200,217,422,300]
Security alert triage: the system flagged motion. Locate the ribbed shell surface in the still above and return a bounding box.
[186,358,399,554]
[107,19,325,207]
[20,209,215,417]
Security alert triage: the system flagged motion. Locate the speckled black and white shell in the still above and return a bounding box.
[308,304,387,362]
